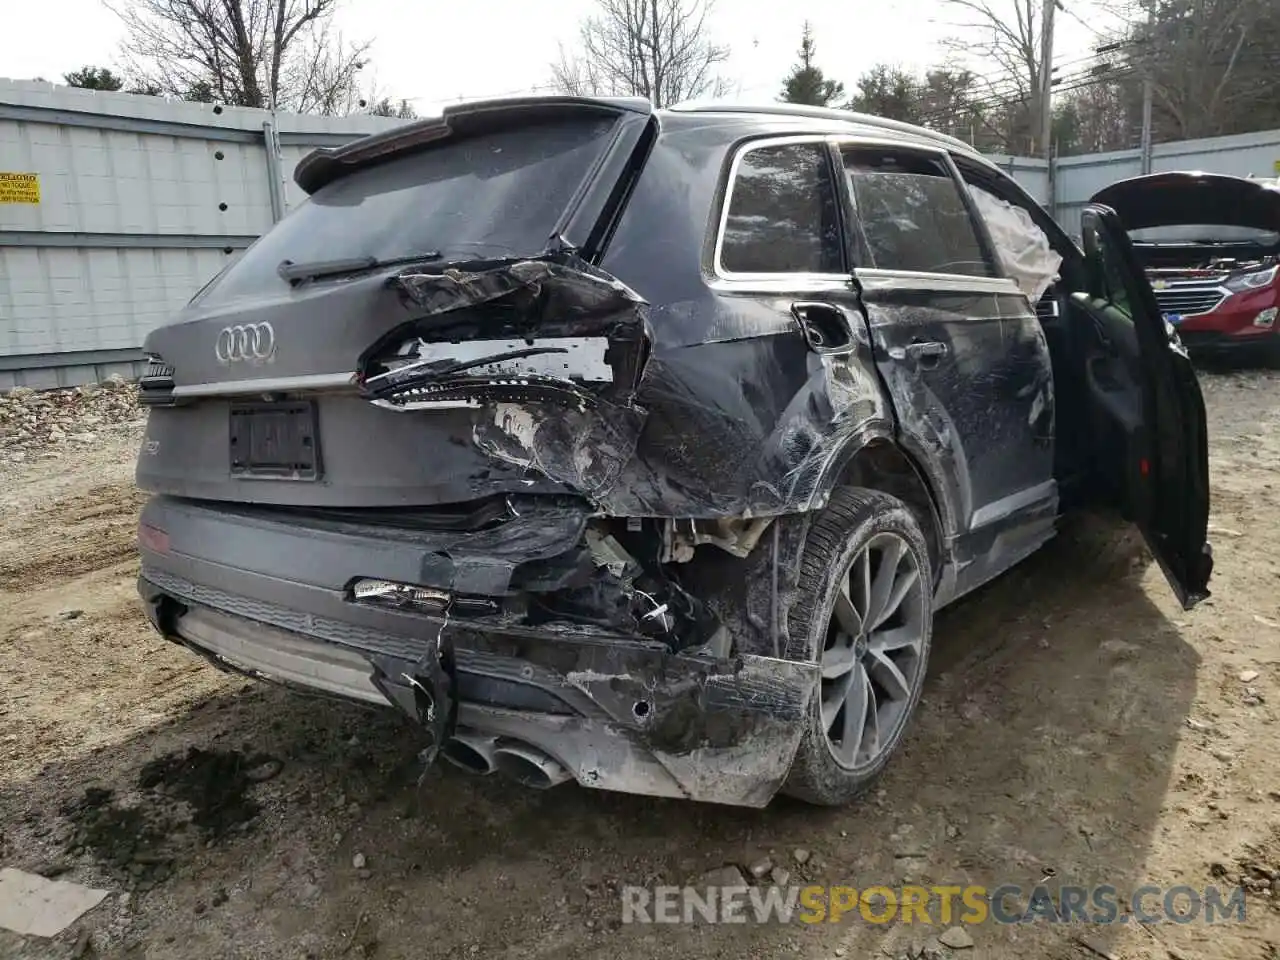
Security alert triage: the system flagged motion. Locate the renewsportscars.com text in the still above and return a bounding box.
[620,883,1247,925]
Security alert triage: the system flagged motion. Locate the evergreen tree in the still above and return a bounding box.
[848,65,922,122]
[64,66,125,91]
[368,97,418,119]
[779,23,845,106]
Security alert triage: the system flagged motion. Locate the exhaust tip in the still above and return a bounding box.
[441,732,498,776]
[493,743,573,790]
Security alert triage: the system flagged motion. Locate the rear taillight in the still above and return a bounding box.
[138,355,176,407]
[138,523,170,554]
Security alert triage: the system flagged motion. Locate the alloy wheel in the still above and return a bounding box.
[818,531,927,768]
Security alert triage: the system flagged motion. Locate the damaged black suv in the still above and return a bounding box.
[135,97,1212,807]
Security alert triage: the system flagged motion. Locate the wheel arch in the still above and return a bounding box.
[815,433,954,578]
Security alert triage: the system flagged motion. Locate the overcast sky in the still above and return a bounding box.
[1,0,1120,116]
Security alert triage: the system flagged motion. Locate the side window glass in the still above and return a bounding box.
[720,143,843,275]
[842,148,996,278]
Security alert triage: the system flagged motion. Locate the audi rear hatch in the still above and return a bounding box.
[136,97,655,510]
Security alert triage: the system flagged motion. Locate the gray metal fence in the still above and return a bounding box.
[3,77,1279,389]
[1053,129,1280,234]
[0,80,403,389]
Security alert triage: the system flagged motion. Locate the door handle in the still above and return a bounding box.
[892,340,949,367]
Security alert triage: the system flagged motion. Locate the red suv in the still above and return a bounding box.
[1092,172,1280,362]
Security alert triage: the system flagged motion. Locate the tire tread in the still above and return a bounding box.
[782,486,933,806]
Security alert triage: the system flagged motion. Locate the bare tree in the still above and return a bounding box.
[551,0,730,107]
[109,0,371,114]
[1128,0,1278,140]
[1053,77,1135,154]
[283,25,370,115]
[938,0,1047,152]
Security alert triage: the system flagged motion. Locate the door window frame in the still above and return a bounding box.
[711,134,852,284]
[831,137,1016,295]
[949,154,1088,294]
[709,133,1027,296]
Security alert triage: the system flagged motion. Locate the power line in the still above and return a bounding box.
[914,64,1133,125]
[913,33,1202,127]
[1055,0,1110,39]
[938,46,1136,116]
[917,66,1099,117]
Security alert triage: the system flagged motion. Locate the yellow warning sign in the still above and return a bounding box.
[0,172,40,204]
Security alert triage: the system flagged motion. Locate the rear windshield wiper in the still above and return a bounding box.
[277,251,443,284]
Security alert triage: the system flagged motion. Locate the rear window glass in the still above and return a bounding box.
[843,148,995,278]
[199,116,615,304]
[719,142,843,274]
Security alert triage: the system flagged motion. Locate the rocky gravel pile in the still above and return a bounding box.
[0,378,145,461]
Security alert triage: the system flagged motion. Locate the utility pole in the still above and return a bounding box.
[1140,0,1155,174]
[1038,0,1056,213]
[1140,82,1153,174]
[1037,0,1056,160]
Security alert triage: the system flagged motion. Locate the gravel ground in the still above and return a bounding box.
[1,370,1279,960]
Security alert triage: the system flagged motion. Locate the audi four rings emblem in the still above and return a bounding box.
[215,322,276,363]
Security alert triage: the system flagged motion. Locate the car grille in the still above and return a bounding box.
[1152,288,1225,317]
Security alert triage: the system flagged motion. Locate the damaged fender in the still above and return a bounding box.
[353,257,897,520]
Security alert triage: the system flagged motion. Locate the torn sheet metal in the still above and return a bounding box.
[351,255,891,519]
[442,624,820,806]
[569,654,818,806]
[598,334,887,517]
[473,399,647,502]
[375,337,614,389]
[356,255,652,507]
[141,493,593,598]
[0,868,109,938]
[387,257,650,325]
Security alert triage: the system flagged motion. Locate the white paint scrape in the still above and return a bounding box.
[0,868,109,937]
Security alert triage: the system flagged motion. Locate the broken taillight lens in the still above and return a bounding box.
[138,523,170,554]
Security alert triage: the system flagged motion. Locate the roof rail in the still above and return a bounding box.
[667,101,974,153]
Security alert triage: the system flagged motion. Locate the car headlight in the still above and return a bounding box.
[1225,265,1278,293]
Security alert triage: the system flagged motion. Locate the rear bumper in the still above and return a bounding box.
[136,496,818,807]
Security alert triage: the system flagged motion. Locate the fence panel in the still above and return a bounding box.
[4,77,1280,389]
[0,79,401,389]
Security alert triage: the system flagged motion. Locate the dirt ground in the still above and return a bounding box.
[1,369,1279,960]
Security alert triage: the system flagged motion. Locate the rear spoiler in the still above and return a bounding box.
[294,96,653,195]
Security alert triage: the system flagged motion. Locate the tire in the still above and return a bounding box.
[782,486,934,806]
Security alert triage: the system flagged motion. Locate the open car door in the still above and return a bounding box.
[1074,204,1213,609]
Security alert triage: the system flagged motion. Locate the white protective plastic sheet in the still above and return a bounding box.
[969,186,1063,303]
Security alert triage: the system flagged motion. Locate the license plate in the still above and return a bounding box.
[230,401,320,480]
